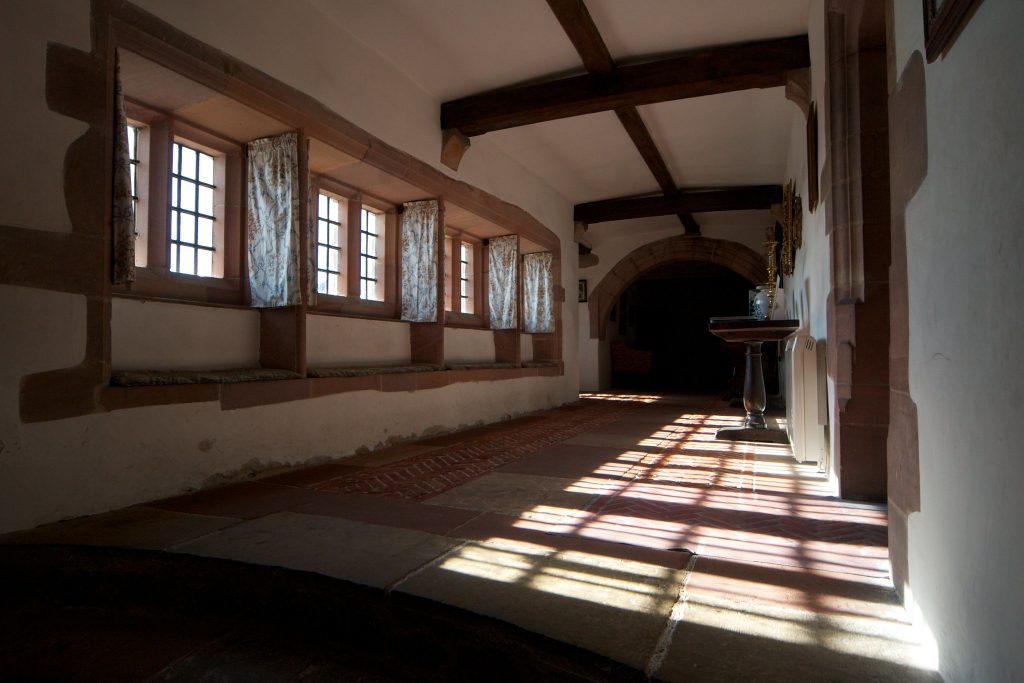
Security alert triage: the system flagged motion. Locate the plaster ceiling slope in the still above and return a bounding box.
[309,0,810,206]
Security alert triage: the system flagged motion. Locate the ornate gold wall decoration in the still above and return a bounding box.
[780,179,802,277]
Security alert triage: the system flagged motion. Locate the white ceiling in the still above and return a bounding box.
[314,0,811,210]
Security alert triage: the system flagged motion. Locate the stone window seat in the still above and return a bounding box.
[521,360,560,368]
[307,363,442,378]
[110,368,303,387]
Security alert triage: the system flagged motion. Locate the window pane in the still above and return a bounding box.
[328,196,339,222]
[179,180,196,211]
[317,272,327,294]
[179,213,195,244]
[178,245,195,275]
[170,245,177,272]
[318,245,327,268]
[198,153,214,184]
[126,126,136,159]
[129,164,137,196]
[198,218,214,247]
[360,233,368,254]
[179,146,197,179]
[197,249,213,277]
[366,235,376,257]
[329,224,340,248]
[318,220,328,245]
[365,259,376,280]
[170,210,179,241]
[171,179,178,208]
[198,186,214,216]
[328,273,339,296]
[328,248,339,272]
[172,143,179,173]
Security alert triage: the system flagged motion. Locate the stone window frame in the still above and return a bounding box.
[117,100,244,306]
[444,231,486,328]
[308,175,399,320]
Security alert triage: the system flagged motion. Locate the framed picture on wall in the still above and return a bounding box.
[923,0,985,62]
[578,279,588,303]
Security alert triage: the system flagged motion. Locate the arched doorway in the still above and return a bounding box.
[586,236,768,393]
[611,262,752,393]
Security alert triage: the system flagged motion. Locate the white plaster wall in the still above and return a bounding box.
[780,0,834,491]
[306,314,411,366]
[0,0,90,233]
[112,298,260,370]
[0,0,580,534]
[444,327,494,364]
[892,2,1024,681]
[520,334,533,363]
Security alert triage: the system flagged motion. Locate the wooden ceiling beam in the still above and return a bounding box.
[545,0,700,233]
[574,186,783,224]
[441,35,809,136]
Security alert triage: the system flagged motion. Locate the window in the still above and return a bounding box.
[359,207,383,301]
[169,141,217,277]
[459,242,473,314]
[316,192,344,295]
[126,124,140,216]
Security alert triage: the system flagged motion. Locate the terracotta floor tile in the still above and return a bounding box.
[0,506,238,551]
[258,462,364,487]
[148,482,333,519]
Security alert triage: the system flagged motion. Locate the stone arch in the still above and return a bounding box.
[587,236,767,340]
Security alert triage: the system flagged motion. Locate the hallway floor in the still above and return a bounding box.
[0,394,940,681]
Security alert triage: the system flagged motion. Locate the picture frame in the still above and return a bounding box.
[578,279,588,303]
[923,0,985,63]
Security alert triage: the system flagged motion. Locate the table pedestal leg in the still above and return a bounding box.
[743,341,767,429]
[716,340,788,444]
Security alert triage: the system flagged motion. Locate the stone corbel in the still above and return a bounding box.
[785,67,812,119]
[440,128,471,171]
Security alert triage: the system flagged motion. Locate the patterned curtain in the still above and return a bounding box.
[400,200,439,322]
[247,133,300,308]
[523,251,554,333]
[488,234,518,329]
[111,50,135,285]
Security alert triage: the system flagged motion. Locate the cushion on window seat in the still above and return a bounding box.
[307,363,442,378]
[110,368,303,387]
[445,362,520,370]
[521,360,559,368]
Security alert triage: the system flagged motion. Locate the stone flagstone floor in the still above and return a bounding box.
[0,394,941,682]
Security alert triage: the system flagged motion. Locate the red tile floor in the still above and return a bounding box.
[0,394,941,682]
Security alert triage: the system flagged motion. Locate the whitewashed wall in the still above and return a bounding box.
[112,299,260,370]
[444,327,494,364]
[306,315,411,367]
[890,2,1024,681]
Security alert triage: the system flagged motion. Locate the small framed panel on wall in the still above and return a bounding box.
[578,279,588,303]
[923,0,985,62]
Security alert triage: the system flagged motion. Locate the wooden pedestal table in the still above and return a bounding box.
[708,317,799,444]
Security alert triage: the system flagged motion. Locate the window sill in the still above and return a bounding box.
[117,267,244,306]
[310,294,396,319]
[444,312,486,329]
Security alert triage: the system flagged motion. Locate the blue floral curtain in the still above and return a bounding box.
[247,133,300,307]
[523,251,554,333]
[488,234,518,329]
[400,199,439,322]
[112,50,135,285]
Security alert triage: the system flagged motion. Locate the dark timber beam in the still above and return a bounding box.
[546,0,699,233]
[441,35,810,136]
[574,186,783,225]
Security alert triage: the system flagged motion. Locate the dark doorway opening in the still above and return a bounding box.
[610,262,753,393]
